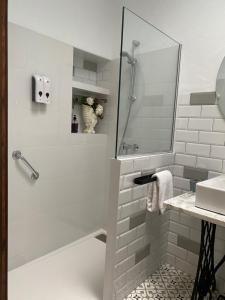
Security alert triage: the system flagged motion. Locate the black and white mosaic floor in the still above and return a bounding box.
[124,264,219,300]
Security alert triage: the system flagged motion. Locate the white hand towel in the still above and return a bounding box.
[146,180,158,213]
[147,170,173,214]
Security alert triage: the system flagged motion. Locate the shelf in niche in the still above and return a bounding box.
[72,80,110,97]
[71,97,107,135]
[70,133,107,137]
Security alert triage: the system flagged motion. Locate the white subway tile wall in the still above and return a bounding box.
[166,209,225,293]
[111,95,225,299]
[172,93,225,293]
[73,51,97,85]
[109,154,174,300]
[174,94,225,174]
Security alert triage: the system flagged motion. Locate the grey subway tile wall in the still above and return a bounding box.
[106,91,225,299]
[83,60,98,72]
[190,92,216,105]
[129,211,146,230]
[135,244,151,264]
[183,166,208,181]
[105,154,174,300]
[177,236,200,255]
[172,92,225,293]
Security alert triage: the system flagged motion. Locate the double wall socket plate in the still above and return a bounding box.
[32,74,51,104]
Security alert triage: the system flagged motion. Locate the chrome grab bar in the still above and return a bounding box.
[12,150,39,180]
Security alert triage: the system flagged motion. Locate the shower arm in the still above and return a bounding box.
[119,40,140,154]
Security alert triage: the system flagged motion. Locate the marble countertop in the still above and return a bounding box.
[164,193,225,228]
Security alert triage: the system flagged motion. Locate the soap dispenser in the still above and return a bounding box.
[71,114,79,133]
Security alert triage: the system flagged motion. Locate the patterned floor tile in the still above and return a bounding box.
[124,264,220,300]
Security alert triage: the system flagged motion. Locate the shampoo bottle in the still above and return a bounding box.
[71,114,79,133]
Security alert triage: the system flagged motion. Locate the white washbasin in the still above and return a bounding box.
[196,175,225,216]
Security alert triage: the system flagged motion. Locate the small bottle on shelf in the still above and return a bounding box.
[71,114,79,133]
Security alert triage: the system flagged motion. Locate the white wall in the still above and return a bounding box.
[10,0,225,115]
[123,0,225,93]
[8,0,121,60]
[122,6,178,55]
[8,0,122,271]
[8,23,108,270]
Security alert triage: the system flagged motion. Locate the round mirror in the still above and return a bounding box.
[216,57,225,117]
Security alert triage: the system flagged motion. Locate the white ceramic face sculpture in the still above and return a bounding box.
[82,98,104,133]
[86,97,94,106]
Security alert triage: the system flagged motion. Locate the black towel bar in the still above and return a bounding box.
[134,174,157,185]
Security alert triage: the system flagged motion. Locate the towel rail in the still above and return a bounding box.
[12,150,39,180]
[134,174,157,185]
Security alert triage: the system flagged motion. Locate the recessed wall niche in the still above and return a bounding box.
[71,48,111,134]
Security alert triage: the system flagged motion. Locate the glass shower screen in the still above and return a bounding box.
[116,8,181,156]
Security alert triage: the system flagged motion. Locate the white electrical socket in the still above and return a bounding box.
[32,75,51,104]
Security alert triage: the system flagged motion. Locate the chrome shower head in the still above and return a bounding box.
[122,51,133,62]
[121,40,140,65]
[121,51,137,65]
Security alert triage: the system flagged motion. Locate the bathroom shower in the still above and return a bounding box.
[119,40,140,154]
[116,8,180,157]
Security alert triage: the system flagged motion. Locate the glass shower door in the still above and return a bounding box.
[116,8,181,156]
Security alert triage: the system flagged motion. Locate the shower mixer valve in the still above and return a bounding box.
[122,142,139,153]
[129,95,137,102]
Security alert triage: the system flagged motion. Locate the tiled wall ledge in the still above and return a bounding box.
[119,153,174,175]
